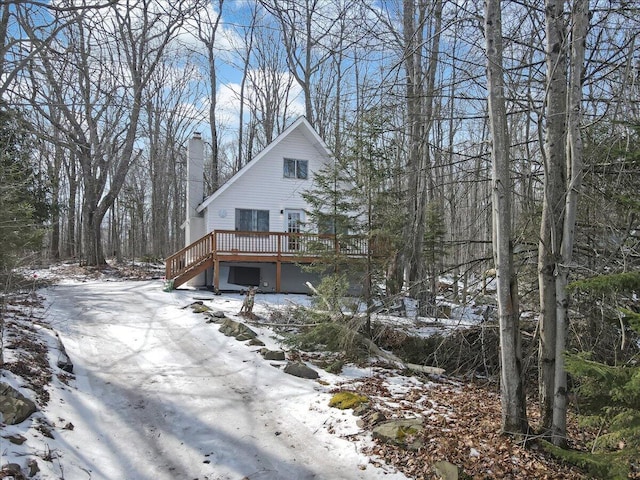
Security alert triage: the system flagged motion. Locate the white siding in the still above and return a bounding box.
[204,127,330,233]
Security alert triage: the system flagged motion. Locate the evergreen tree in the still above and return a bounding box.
[422,200,447,316]
[302,111,404,335]
[547,272,640,478]
[302,158,361,274]
[0,104,48,270]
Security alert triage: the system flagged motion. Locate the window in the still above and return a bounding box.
[318,215,349,236]
[318,216,336,236]
[235,209,269,232]
[228,266,260,286]
[283,158,308,179]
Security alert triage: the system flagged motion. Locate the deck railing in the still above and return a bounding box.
[165,230,368,282]
[213,230,367,257]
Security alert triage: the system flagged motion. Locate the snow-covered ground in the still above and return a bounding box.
[2,278,409,480]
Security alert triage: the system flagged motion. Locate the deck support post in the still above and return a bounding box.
[214,258,220,292]
[276,261,281,293]
[212,233,218,292]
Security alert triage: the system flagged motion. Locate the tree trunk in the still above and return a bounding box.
[401,0,433,315]
[551,0,589,447]
[65,155,78,258]
[208,52,219,190]
[195,0,223,189]
[485,0,528,435]
[539,0,568,432]
[82,200,106,266]
[49,145,62,260]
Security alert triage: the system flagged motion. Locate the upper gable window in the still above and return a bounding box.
[283,158,308,179]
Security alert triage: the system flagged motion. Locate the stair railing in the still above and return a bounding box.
[165,232,214,281]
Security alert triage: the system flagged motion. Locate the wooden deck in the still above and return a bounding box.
[165,230,367,291]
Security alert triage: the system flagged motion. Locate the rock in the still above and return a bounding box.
[406,363,445,375]
[248,338,265,347]
[368,411,387,425]
[192,304,211,314]
[352,402,370,416]
[4,434,27,445]
[1,463,26,480]
[27,458,40,477]
[219,319,257,341]
[183,301,211,313]
[283,362,319,379]
[357,411,386,428]
[182,300,203,309]
[434,460,459,480]
[36,421,54,438]
[329,391,369,410]
[260,349,285,361]
[1,464,22,473]
[205,315,222,324]
[372,418,424,450]
[212,310,226,318]
[0,383,37,425]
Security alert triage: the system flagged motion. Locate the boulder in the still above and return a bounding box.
[329,391,369,410]
[219,319,257,341]
[191,303,211,314]
[4,434,27,445]
[1,463,26,480]
[260,349,286,361]
[434,461,459,480]
[0,383,37,425]
[372,418,424,450]
[283,362,319,379]
[27,458,40,477]
[183,301,211,313]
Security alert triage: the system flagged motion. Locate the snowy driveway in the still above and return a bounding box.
[44,280,406,480]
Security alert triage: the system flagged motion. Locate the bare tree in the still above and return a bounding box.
[143,56,202,258]
[193,0,224,189]
[22,0,190,265]
[538,0,568,433]
[0,1,115,98]
[537,0,589,447]
[400,0,443,315]
[245,13,294,148]
[485,0,528,436]
[234,3,257,170]
[258,0,353,133]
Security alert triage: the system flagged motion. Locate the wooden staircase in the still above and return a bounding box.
[165,233,214,289]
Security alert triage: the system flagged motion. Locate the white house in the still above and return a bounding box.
[165,117,365,293]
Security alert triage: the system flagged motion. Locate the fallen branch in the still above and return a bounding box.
[406,363,446,375]
[304,281,445,375]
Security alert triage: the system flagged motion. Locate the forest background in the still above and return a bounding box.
[1,0,639,474]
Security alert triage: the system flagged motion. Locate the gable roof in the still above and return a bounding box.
[196,116,333,213]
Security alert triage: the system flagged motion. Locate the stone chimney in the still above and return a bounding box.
[185,132,205,246]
